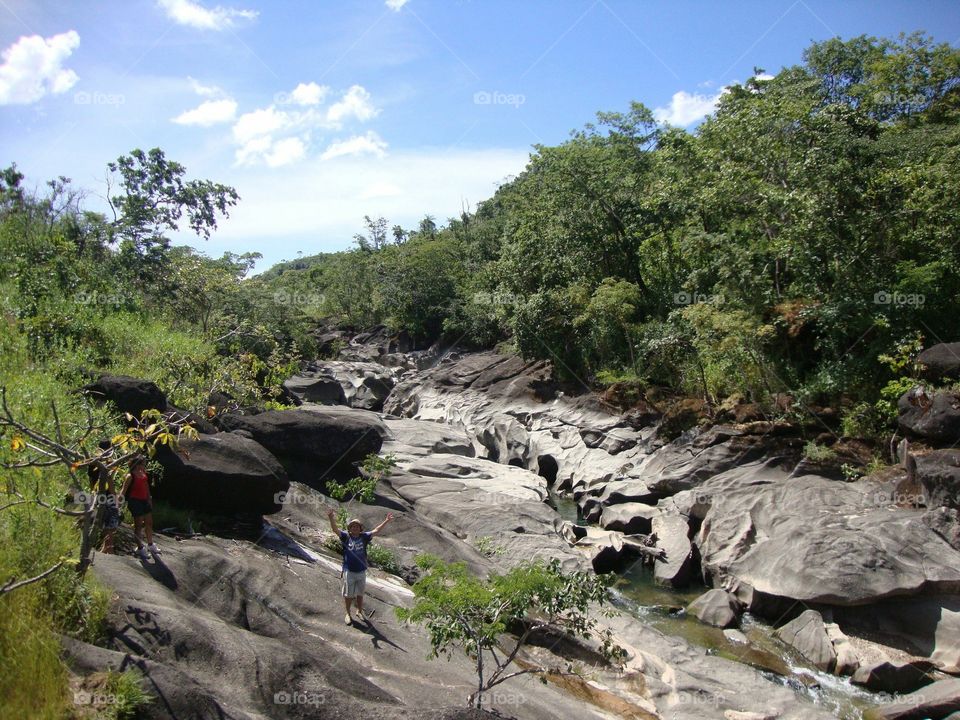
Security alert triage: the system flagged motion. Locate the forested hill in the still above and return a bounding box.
[259,32,960,418]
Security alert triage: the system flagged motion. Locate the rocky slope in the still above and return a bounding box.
[69,334,960,720]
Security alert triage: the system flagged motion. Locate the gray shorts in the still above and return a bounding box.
[342,570,366,598]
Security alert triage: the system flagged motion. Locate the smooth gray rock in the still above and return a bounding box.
[155,432,289,515]
[918,342,960,381]
[775,610,836,672]
[917,449,960,510]
[691,466,960,607]
[899,387,960,445]
[851,659,936,694]
[284,360,400,410]
[217,406,386,485]
[600,502,660,534]
[687,589,742,629]
[652,514,696,587]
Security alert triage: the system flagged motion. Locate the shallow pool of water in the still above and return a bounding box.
[611,566,883,720]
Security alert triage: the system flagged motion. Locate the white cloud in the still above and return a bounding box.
[0,31,80,105]
[188,76,224,97]
[229,84,379,166]
[321,131,388,161]
[654,89,725,127]
[386,0,409,10]
[289,81,328,106]
[208,147,530,267]
[754,72,775,82]
[264,137,306,167]
[326,85,378,126]
[158,0,257,31]
[172,98,237,126]
[233,106,289,144]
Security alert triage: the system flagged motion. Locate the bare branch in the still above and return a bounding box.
[0,561,65,595]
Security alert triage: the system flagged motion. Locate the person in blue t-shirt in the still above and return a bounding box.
[327,508,393,625]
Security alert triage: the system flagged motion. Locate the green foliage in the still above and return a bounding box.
[328,453,396,505]
[474,536,506,558]
[103,669,152,720]
[803,441,837,463]
[397,555,620,709]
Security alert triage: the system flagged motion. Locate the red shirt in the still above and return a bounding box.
[128,468,150,500]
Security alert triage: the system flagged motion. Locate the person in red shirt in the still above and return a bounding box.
[119,456,159,560]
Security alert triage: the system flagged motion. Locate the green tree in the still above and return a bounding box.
[397,556,621,709]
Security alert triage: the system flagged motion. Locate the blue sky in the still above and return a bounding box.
[2,0,958,271]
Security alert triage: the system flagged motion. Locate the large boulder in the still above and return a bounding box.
[216,406,385,486]
[899,387,960,445]
[687,589,742,629]
[284,361,399,411]
[775,610,836,672]
[600,502,660,534]
[917,449,960,510]
[154,432,289,515]
[689,465,960,610]
[652,514,697,587]
[82,374,168,416]
[851,660,936,694]
[918,342,960,382]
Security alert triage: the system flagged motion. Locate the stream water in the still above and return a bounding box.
[549,491,883,720]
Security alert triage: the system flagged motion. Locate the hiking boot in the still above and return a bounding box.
[344,612,352,626]
[135,546,148,560]
[148,543,161,556]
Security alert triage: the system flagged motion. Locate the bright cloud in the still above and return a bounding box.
[172,98,237,126]
[385,0,409,10]
[157,0,258,31]
[321,131,388,161]
[230,84,380,166]
[233,106,289,144]
[0,31,80,105]
[265,137,306,167]
[188,76,224,97]
[326,85,379,126]
[208,147,530,266]
[289,82,328,106]
[654,89,725,127]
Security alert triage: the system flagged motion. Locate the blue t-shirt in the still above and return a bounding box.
[339,530,372,573]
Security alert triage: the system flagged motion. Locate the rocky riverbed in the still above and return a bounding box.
[67,329,960,720]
